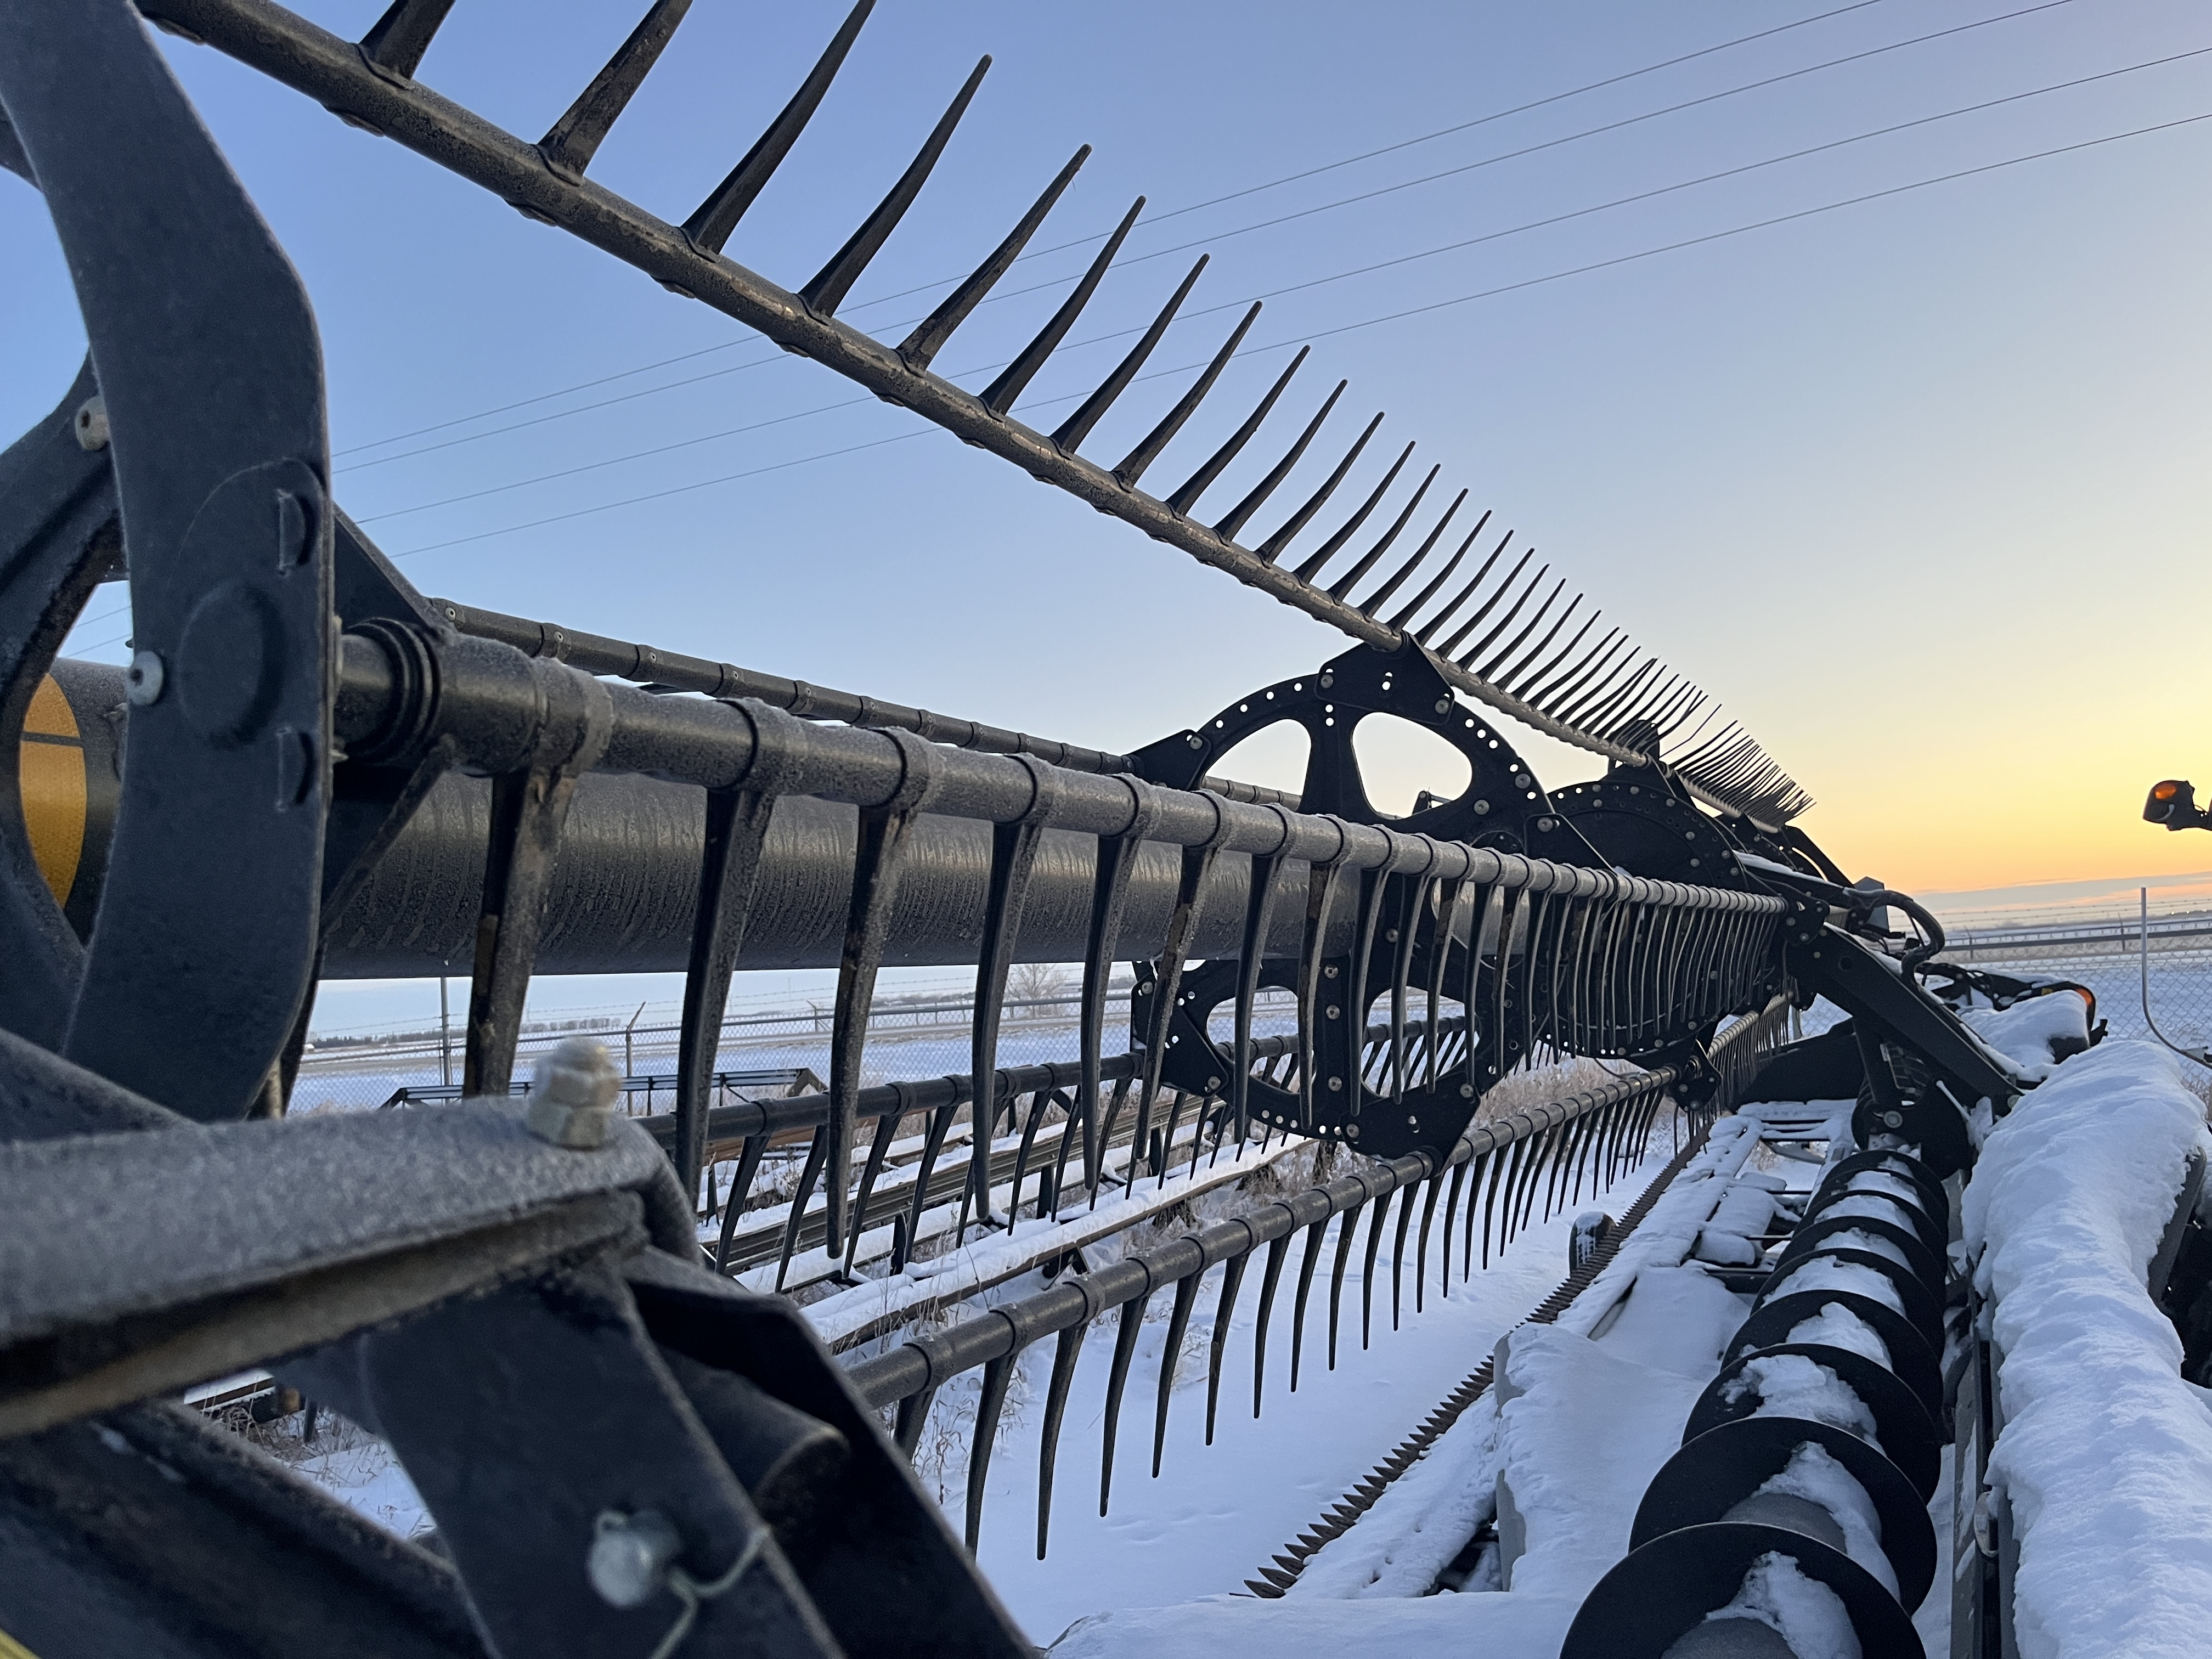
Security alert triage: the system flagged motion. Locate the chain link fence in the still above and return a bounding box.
[290,973,1305,1116]
[1938,893,2212,1061]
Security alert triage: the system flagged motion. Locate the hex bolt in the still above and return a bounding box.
[1879,1109,1905,1130]
[526,1036,620,1149]
[74,397,108,451]
[125,650,163,707]
[586,1509,682,1610]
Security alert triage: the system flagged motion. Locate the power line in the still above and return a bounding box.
[353,46,2207,530]
[332,0,2052,464]
[376,105,2212,562]
[851,0,2096,308]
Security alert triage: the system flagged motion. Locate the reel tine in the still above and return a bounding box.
[1459,1151,1486,1283]
[1044,1088,1082,1220]
[1354,488,1466,616]
[1571,658,1660,731]
[1231,847,1286,1143]
[683,0,876,254]
[1008,1091,1048,1226]
[1254,411,1383,563]
[1100,1288,1152,1515]
[537,0,693,181]
[1482,1136,1514,1266]
[1390,1181,1416,1330]
[900,145,1090,373]
[1503,603,1595,699]
[1360,1187,1394,1350]
[713,1130,770,1274]
[1036,1322,1085,1559]
[1528,624,1624,712]
[1425,878,1454,1096]
[1469,576,1566,678]
[966,782,1056,1239]
[986,196,1144,415]
[463,758,594,1098]
[1440,1157,1468,1299]
[1488,586,1579,685]
[1289,440,1413,582]
[904,1097,962,1263]
[1052,255,1206,452]
[676,785,775,1220]
[802,55,990,316]
[1439,558,1547,661]
[845,1100,904,1266]
[1325,464,1439,600]
[1154,1094,1184,1191]
[965,1350,1017,1552]
[1153,1272,1203,1476]
[775,1126,830,1291]
[1165,345,1308,516]
[1251,1232,1291,1418]
[1212,379,1346,544]
[1415,1169,1445,1314]
[1134,841,1222,1188]
[830,798,926,1240]
[1114,301,1263,489]
[1290,1215,1328,1391]
[1548,644,1640,725]
[1205,1252,1250,1444]
[1382,512,1486,631]
[1415,532,1523,647]
[1328,1204,1361,1369]
[359,0,458,78]
[1294,858,1352,1135]
[893,1381,940,1460]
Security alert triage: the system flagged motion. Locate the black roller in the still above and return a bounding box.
[1630,1416,1935,1612]
[1725,1290,1941,1421]
[1815,1150,1948,1228]
[1685,1342,1940,1500]
[1774,1214,1945,1300]
[1760,1246,1943,1350]
[1560,1521,1923,1658]
[1799,1182,1946,1263]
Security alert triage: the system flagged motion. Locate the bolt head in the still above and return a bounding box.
[1459,1083,1475,1098]
[1186,733,1204,749]
[125,650,164,707]
[1328,1076,1343,1091]
[74,397,109,452]
[1880,1109,1905,1130]
[526,1037,620,1148]
[1434,698,1451,714]
[587,1510,681,1610]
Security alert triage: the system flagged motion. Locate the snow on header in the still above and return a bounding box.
[1963,1040,2212,1658]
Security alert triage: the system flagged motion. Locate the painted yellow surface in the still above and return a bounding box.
[0,1622,38,1659]
[18,673,86,905]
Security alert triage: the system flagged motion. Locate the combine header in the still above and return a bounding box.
[3,5,2207,1657]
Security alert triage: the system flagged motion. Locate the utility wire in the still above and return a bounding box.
[291,101,2212,575]
[76,91,2207,645]
[334,0,2062,463]
[353,46,2208,529]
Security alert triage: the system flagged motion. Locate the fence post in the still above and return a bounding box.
[438,974,452,1087]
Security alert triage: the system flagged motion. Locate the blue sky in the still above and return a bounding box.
[8,0,2210,1031]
